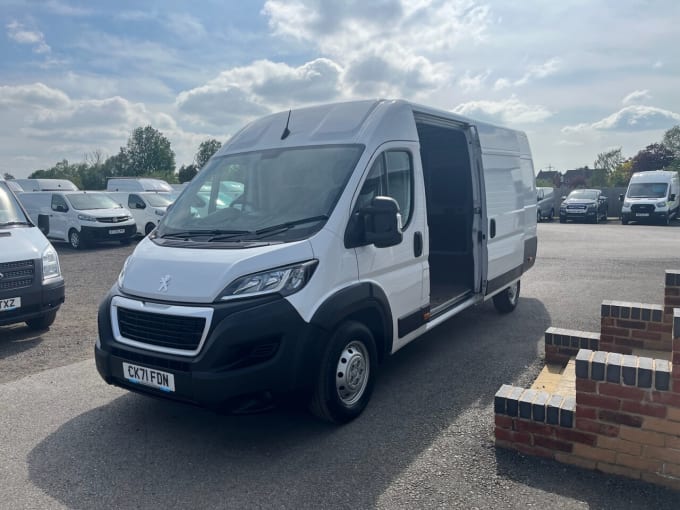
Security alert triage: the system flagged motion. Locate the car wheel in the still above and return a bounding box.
[559,217,566,224]
[68,228,82,249]
[309,321,377,424]
[145,223,156,236]
[493,281,520,314]
[26,310,57,330]
[622,218,629,225]
[549,208,554,221]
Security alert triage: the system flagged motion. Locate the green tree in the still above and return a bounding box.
[594,148,623,175]
[609,160,633,186]
[29,159,84,189]
[178,164,198,183]
[123,126,175,176]
[195,139,222,169]
[630,143,674,173]
[662,125,680,158]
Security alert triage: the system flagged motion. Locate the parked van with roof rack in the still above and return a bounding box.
[19,191,137,249]
[0,177,65,330]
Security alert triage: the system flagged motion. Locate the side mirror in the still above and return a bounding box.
[363,196,403,248]
[561,196,566,201]
[618,194,624,202]
[56,204,68,213]
[671,194,676,202]
[136,203,145,209]
[38,214,49,235]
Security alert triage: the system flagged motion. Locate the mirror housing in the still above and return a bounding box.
[671,193,676,202]
[619,194,624,202]
[38,214,49,235]
[136,203,145,209]
[363,196,403,248]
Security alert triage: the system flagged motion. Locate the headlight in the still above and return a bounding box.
[623,201,631,208]
[587,204,596,210]
[219,260,318,301]
[656,201,667,208]
[118,256,130,288]
[155,209,165,217]
[78,214,97,222]
[42,245,61,282]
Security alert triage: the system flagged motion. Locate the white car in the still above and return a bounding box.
[108,192,174,236]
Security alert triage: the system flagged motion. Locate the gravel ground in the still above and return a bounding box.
[0,240,133,383]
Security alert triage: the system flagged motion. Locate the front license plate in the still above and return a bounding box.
[0,297,21,312]
[109,228,126,234]
[122,362,175,392]
[636,213,649,217]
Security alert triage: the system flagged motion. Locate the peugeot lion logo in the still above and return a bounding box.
[158,274,171,292]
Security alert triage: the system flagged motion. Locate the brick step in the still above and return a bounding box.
[545,328,600,365]
[531,358,576,398]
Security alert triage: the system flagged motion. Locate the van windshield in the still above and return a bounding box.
[158,144,364,242]
[0,182,31,226]
[627,183,668,198]
[67,193,122,210]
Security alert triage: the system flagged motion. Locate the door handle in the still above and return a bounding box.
[414,231,423,257]
[490,219,496,239]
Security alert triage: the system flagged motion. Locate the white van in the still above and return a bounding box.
[19,191,137,249]
[95,99,537,423]
[108,192,174,236]
[620,170,680,225]
[13,178,78,191]
[106,177,173,193]
[0,178,65,330]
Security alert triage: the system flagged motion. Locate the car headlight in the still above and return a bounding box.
[118,256,130,288]
[78,214,97,222]
[587,204,596,210]
[155,209,165,217]
[219,260,318,301]
[656,201,667,208]
[623,201,631,208]
[42,245,61,282]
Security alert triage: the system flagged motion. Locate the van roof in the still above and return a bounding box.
[630,170,677,181]
[218,99,530,158]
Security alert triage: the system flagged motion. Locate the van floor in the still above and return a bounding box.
[430,282,471,309]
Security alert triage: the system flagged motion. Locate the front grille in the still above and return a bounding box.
[0,259,35,290]
[117,307,205,351]
[98,216,129,223]
[631,204,654,213]
[566,204,587,210]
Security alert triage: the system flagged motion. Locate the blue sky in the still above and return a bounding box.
[2,0,679,178]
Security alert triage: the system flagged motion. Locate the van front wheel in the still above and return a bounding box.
[493,281,520,314]
[309,321,377,424]
[68,229,82,250]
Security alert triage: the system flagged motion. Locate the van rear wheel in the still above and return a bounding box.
[145,223,156,236]
[26,310,57,330]
[493,281,520,314]
[309,321,377,424]
[68,229,82,250]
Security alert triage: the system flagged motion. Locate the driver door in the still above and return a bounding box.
[49,194,69,240]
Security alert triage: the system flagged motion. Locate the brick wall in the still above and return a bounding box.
[666,270,680,327]
[600,301,671,354]
[495,310,680,490]
[544,327,599,365]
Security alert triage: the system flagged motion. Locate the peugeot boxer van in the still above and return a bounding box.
[0,178,64,329]
[19,191,137,249]
[95,99,537,423]
[620,170,679,225]
[108,192,174,236]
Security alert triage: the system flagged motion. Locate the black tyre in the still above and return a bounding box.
[26,310,57,330]
[68,228,82,249]
[145,223,156,236]
[559,217,566,224]
[622,218,629,225]
[309,321,377,424]
[549,208,554,221]
[493,280,520,314]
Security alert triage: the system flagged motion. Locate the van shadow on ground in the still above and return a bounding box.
[0,324,44,358]
[29,298,559,509]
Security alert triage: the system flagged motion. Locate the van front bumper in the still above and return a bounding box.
[0,278,65,326]
[95,290,326,409]
[81,224,136,243]
[621,211,669,223]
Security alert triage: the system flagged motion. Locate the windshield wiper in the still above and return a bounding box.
[254,215,329,238]
[0,221,32,227]
[161,229,252,240]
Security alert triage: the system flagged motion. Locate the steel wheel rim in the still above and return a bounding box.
[335,340,369,406]
[70,231,79,248]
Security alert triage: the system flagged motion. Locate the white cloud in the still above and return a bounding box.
[622,89,651,105]
[44,0,93,16]
[494,58,561,89]
[176,58,345,125]
[0,83,70,109]
[6,21,51,54]
[562,105,680,133]
[458,70,490,93]
[453,96,553,124]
